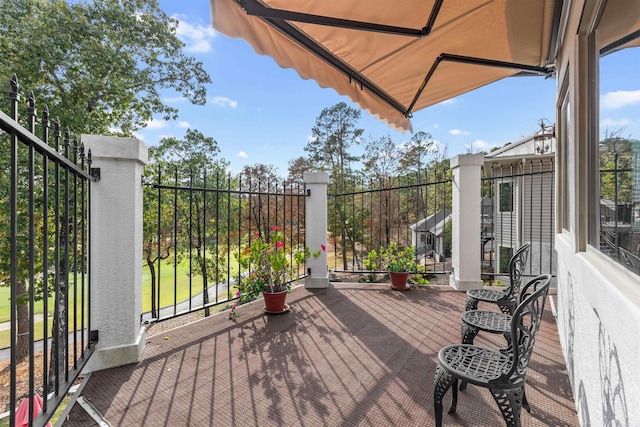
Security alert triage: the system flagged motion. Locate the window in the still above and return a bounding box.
[499,182,513,212]
[560,88,571,232]
[597,44,639,274]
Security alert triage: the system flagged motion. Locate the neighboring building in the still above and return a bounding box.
[484,131,557,278]
[410,209,451,261]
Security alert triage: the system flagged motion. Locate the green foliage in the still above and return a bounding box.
[0,0,211,135]
[235,227,321,301]
[443,218,452,250]
[366,242,417,273]
[599,137,637,203]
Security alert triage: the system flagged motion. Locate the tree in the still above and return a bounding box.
[287,156,310,187]
[0,0,211,135]
[305,102,364,269]
[363,134,399,180]
[238,164,280,238]
[305,102,363,182]
[148,129,229,317]
[398,131,436,178]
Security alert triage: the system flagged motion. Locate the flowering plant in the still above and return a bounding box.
[365,242,417,273]
[235,226,322,302]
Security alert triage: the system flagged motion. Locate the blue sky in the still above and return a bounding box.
[137,0,639,176]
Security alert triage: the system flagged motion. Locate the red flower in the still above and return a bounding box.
[276,241,284,248]
[271,225,279,231]
[254,232,259,238]
[321,244,326,251]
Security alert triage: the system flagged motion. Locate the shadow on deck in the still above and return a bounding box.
[66,283,577,426]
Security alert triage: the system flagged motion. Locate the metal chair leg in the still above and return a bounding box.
[490,388,524,427]
[465,296,479,311]
[434,366,456,427]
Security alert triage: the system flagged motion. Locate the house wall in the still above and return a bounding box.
[555,0,640,425]
[494,178,519,271]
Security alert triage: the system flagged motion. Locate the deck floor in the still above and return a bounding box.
[66,283,578,426]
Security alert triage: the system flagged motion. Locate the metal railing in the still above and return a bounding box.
[142,167,307,322]
[328,170,452,276]
[599,157,640,275]
[482,158,556,281]
[1,75,97,426]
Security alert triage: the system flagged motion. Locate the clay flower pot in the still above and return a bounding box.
[263,290,289,313]
[389,271,411,291]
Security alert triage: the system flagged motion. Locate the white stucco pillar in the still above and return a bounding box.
[449,154,484,291]
[303,172,330,288]
[82,135,148,372]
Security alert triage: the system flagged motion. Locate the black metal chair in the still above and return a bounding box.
[433,274,551,427]
[465,242,530,314]
[459,273,551,391]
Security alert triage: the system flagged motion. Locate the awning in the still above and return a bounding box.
[209,0,635,132]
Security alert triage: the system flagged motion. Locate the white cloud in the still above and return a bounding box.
[307,135,317,143]
[145,118,168,129]
[178,121,191,128]
[213,96,238,108]
[163,96,186,103]
[133,131,144,141]
[601,90,640,109]
[438,98,457,106]
[449,129,470,136]
[237,151,248,158]
[174,16,217,53]
[463,139,499,153]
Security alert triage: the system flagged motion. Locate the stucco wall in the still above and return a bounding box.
[556,236,640,425]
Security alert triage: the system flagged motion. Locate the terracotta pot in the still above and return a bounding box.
[389,271,411,291]
[263,290,288,313]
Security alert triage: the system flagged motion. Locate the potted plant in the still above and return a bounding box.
[235,226,322,314]
[366,242,417,290]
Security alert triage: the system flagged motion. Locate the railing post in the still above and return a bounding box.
[449,154,484,291]
[303,172,330,288]
[82,135,148,371]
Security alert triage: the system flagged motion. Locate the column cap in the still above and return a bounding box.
[82,134,148,165]
[303,171,329,184]
[450,153,484,169]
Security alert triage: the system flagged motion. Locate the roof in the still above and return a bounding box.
[410,209,451,234]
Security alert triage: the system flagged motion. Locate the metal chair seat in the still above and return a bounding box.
[462,309,511,340]
[438,344,513,387]
[466,287,510,303]
[459,310,512,391]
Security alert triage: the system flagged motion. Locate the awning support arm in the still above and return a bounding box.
[236,0,444,38]
[405,53,555,116]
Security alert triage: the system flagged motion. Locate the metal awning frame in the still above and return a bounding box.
[235,0,557,118]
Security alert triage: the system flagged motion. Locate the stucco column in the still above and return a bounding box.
[82,135,148,371]
[303,172,330,288]
[449,154,484,291]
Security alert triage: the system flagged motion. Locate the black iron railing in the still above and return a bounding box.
[599,159,640,275]
[481,158,556,282]
[142,167,307,322]
[329,171,452,275]
[0,75,97,427]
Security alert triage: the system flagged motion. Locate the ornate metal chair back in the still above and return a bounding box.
[505,242,531,299]
[496,274,551,386]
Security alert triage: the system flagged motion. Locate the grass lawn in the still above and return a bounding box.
[0,281,89,349]
[141,253,241,313]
